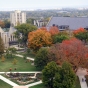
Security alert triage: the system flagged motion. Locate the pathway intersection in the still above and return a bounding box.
[1,54,88,88]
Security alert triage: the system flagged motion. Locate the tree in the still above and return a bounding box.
[8,48,16,58]
[13,58,18,65]
[53,62,76,88]
[0,36,4,56]
[73,28,88,43]
[15,23,37,46]
[34,48,49,70]
[4,19,10,28]
[27,18,35,25]
[28,29,52,51]
[48,38,88,70]
[49,26,59,35]
[42,61,76,88]
[1,56,6,62]
[52,33,69,44]
[0,20,5,28]
[42,61,60,88]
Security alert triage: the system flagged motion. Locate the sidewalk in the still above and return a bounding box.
[25,80,42,87]
[0,71,41,74]
[14,54,34,61]
[0,75,19,87]
[76,68,88,88]
[78,76,87,88]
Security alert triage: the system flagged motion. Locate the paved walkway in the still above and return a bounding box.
[76,68,88,88]
[0,75,19,87]
[15,54,34,61]
[0,71,41,74]
[25,80,42,87]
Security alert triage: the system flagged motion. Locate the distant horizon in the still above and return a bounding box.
[0,6,88,11]
[0,0,88,11]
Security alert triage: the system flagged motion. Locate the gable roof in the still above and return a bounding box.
[9,27,17,35]
[47,17,88,30]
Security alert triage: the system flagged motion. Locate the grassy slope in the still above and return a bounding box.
[0,56,38,72]
[0,79,12,88]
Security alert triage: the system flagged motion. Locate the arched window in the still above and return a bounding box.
[11,35,12,41]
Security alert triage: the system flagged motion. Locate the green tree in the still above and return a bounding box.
[0,36,4,56]
[52,33,69,44]
[27,18,35,25]
[42,61,60,88]
[74,31,88,43]
[7,48,16,58]
[34,48,49,70]
[53,62,76,88]
[4,19,10,28]
[15,23,37,46]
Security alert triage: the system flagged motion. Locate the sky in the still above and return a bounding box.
[0,0,88,11]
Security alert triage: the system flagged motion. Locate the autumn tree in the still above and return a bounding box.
[28,29,52,51]
[48,38,88,70]
[49,25,59,35]
[73,28,88,43]
[0,20,5,28]
[0,36,4,56]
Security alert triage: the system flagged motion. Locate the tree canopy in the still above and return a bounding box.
[48,38,88,70]
[42,61,76,88]
[15,23,37,45]
[28,28,52,51]
[73,28,88,43]
[34,48,49,70]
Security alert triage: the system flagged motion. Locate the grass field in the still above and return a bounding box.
[0,79,12,88]
[0,55,38,72]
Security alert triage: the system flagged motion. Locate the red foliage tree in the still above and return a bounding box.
[48,38,88,70]
[73,27,86,34]
[49,26,59,35]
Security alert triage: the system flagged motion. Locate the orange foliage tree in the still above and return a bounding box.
[0,20,5,28]
[49,26,59,35]
[73,27,85,34]
[48,38,88,70]
[28,29,52,51]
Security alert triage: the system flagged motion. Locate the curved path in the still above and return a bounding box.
[76,68,88,88]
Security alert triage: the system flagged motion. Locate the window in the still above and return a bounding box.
[59,25,69,29]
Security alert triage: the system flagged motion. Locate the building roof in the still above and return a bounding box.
[47,17,88,30]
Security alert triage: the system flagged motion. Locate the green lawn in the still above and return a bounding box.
[0,79,12,88]
[0,55,38,72]
[29,83,45,88]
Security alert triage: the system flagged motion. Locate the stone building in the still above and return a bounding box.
[10,10,26,26]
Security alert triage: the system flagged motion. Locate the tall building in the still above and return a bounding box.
[10,10,26,26]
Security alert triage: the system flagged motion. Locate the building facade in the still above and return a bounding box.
[0,27,17,48]
[10,10,26,26]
